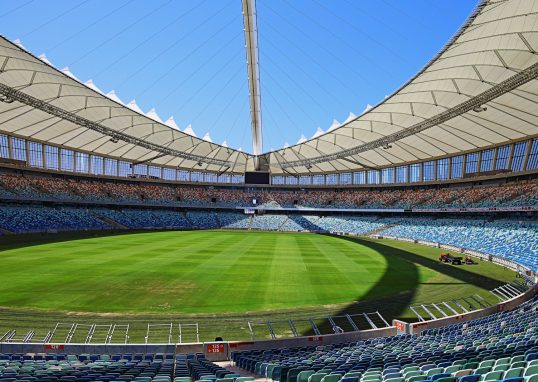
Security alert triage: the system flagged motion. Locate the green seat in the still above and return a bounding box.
[511,356,526,364]
[512,362,528,369]
[436,377,457,382]
[464,363,479,370]
[495,358,511,367]
[479,361,495,369]
[406,375,426,382]
[254,362,264,375]
[480,371,504,381]
[404,371,422,379]
[474,367,492,375]
[235,378,253,382]
[266,365,277,379]
[526,375,538,382]
[200,376,216,380]
[298,371,316,382]
[420,365,436,373]
[308,373,328,382]
[320,375,341,382]
[402,367,419,375]
[288,368,305,382]
[444,365,462,374]
[362,376,381,382]
[362,375,381,380]
[174,378,192,382]
[426,368,444,378]
[385,378,404,382]
[224,375,240,379]
[272,366,283,381]
[525,366,538,377]
[344,372,362,379]
[493,364,510,372]
[529,361,538,367]
[216,379,233,382]
[504,368,525,379]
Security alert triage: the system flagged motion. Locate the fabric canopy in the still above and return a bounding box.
[0,0,537,175]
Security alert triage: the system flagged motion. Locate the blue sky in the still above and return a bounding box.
[1,0,476,153]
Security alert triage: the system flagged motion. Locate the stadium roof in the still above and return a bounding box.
[1,0,538,175]
[0,38,250,173]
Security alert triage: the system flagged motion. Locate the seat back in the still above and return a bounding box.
[503,368,524,379]
[320,375,341,382]
[459,375,480,382]
[525,366,538,377]
[298,371,316,382]
[481,371,504,381]
[426,369,444,378]
[308,373,327,382]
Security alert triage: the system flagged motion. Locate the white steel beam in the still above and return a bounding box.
[242,0,263,168]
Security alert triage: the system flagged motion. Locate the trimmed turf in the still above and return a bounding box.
[0,230,392,313]
[0,230,516,341]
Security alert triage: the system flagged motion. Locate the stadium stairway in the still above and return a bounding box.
[183,212,194,228]
[364,224,397,237]
[215,362,260,382]
[90,212,127,229]
[278,217,290,231]
[214,214,222,228]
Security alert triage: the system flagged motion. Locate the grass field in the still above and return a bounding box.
[0,230,516,342]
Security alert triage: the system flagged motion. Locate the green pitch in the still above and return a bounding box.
[0,230,515,341]
[0,230,513,314]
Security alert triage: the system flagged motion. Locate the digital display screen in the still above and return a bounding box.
[244,171,270,184]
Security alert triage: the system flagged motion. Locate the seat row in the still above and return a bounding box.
[233,297,538,382]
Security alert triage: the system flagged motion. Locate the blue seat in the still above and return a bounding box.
[459,375,480,382]
[432,374,451,381]
[526,353,538,362]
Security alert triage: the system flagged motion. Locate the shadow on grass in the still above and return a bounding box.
[300,234,509,336]
[0,229,188,251]
[300,234,419,335]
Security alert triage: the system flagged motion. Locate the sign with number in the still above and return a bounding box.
[393,319,410,334]
[44,344,65,350]
[206,343,225,353]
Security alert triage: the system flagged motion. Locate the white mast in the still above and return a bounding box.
[242,0,263,170]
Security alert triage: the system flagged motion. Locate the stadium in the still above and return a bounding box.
[0,0,537,381]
